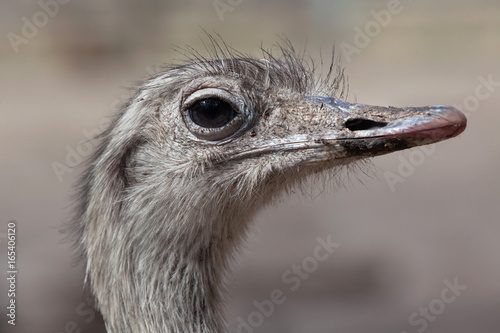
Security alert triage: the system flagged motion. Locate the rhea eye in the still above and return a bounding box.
[181,87,250,142]
[189,98,237,128]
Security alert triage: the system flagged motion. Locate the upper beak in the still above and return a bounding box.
[305,96,467,157]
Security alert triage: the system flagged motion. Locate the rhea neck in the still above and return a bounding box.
[95,198,253,333]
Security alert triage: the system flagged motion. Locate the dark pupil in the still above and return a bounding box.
[189,98,236,128]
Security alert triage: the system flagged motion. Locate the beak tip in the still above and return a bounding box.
[430,105,467,138]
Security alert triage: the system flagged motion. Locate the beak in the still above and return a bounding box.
[305,96,467,158]
[226,96,466,164]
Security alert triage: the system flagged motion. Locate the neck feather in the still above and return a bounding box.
[87,210,250,333]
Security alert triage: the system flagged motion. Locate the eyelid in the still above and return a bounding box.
[183,88,241,112]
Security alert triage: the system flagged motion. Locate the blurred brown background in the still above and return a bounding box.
[1,0,499,332]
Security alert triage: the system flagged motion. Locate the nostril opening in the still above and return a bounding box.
[345,118,388,131]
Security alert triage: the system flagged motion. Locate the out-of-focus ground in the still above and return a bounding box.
[0,1,499,332]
